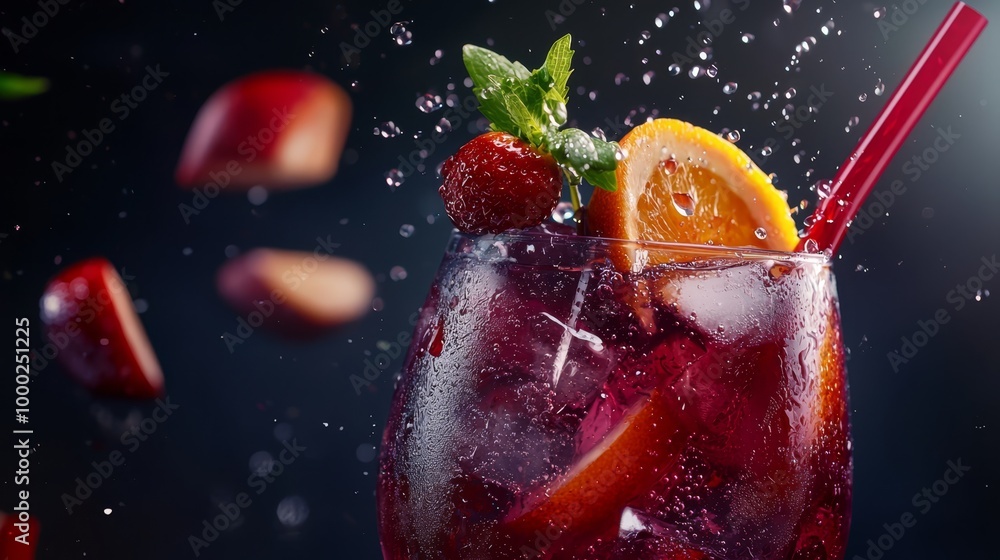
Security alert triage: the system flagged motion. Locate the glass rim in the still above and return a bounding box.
[450,228,831,265]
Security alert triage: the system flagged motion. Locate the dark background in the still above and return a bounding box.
[1,0,997,558]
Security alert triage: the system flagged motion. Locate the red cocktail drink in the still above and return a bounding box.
[378,229,851,559]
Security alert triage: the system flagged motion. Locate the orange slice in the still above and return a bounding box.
[588,118,798,266]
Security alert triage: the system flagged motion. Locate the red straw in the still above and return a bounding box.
[799,1,987,255]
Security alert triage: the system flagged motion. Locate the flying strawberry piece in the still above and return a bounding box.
[176,70,352,190]
[438,35,619,234]
[216,249,375,338]
[39,258,164,399]
[439,132,562,234]
[0,512,39,560]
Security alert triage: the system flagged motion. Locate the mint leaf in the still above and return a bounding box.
[582,167,617,192]
[463,45,530,91]
[591,139,620,172]
[549,130,619,173]
[528,68,567,128]
[542,34,573,101]
[501,85,545,146]
[0,73,48,100]
[478,94,520,137]
[461,36,619,195]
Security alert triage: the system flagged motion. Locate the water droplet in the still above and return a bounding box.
[873,7,886,19]
[785,87,797,99]
[658,158,678,175]
[434,117,452,133]
[247,185,268,206]
[725,129,741,143]
[672,193,696,217]
[754,227,768,240]
[614,72,629,85]
[760,146,773,157]
[385,169,404,189]
[859,93,868,102]
[375,121,402,138]
[655,13,670,28]
[390,266,408,281]
[390,21,412,46]
[814,179,834,199]
[668,64,682,76]
[741,33,755,44]
[643,71,655,85]
[551,202,576,224]
[874,79,886,96]
[276,496,310,528]
[803,238,820,253]
[688,66,704,79]
[845,115,860,132]
[398,224,415,238]
[640,30,652,42]
[415,93,443,113]
[706,64,718,78]
[783,0,802,14]
[693,0,710,11]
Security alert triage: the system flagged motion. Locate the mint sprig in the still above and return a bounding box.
[462,34,619,198]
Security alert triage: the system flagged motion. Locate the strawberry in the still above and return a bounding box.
[437,35,620,234]
[175,70,352,190]
[439,132,562,234]
[39,258,164,399]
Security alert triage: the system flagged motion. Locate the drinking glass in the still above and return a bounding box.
[378,229,852,560]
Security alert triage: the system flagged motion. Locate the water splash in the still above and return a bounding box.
[390,21,413,46]
[415,93,443,113]
[385,169,404,189]
[671,193,696,217]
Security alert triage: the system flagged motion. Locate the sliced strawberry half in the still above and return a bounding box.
[176,70,352,190]
[216,249,375,337]
[0,512,39,560]
[40,258,163,399]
